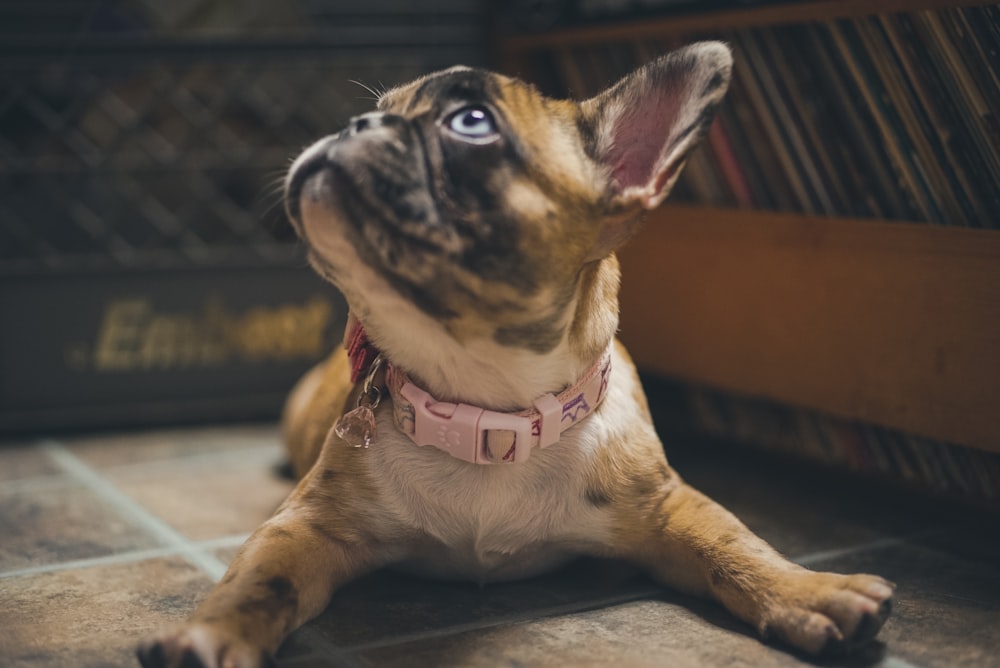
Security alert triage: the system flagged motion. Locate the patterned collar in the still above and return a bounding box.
[339,314,613,465]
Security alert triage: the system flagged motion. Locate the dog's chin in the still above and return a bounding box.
[299,215,449,335]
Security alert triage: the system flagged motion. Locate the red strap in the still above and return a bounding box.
[345,316,379,384]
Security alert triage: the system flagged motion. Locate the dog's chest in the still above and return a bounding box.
[366,410,614,582]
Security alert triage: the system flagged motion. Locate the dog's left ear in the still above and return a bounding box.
[580,42,732,255]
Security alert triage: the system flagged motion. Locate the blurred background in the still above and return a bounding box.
[0,0,492,432]
[0,0,771,433]
[1,0,998,508]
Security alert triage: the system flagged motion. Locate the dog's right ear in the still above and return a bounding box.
[579,42,732,256]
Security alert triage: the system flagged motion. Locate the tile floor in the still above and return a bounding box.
[1,389,998,668]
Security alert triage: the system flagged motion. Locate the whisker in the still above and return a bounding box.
[349,79,382,102]
[261,196,287,218]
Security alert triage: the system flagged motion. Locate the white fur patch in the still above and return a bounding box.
[360,344,642,582]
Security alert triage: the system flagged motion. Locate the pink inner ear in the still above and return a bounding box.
[607,86,683,192]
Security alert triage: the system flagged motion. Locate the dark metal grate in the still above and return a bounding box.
[0,0,486,274]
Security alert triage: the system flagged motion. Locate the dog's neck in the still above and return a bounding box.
[348,256,621,413]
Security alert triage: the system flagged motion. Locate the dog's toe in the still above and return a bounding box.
[135,640,166,668]
[136,624,270,668]
[762,571,894,656]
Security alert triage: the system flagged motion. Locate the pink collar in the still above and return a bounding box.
[342,315,613,465]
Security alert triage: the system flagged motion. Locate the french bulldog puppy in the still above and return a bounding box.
[138,42,893,668]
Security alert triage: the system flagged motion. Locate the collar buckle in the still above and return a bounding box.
[400,382,537,464]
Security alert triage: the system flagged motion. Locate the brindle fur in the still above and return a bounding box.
[138,44,893,668]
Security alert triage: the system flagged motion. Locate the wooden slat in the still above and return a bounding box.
[617,205,1000,452]
[499,0,991,54]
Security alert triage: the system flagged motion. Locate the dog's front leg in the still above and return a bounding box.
[137,504,374,668]
[622,478,893,655]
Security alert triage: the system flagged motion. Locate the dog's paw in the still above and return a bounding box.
[136,624,274,668]
[759,571,894,655]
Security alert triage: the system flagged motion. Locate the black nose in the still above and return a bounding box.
[348,112,384,135]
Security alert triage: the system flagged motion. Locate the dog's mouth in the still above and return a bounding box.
[284,122,465,277]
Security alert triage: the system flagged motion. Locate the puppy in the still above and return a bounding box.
[138,42,893,667]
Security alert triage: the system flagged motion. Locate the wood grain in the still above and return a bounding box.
[617,205,1000,452]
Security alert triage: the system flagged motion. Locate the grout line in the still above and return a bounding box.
[339,587,663,653]
[880,658,924,668]
[280,652,363,668]
[284,627,364,668]
[97,443,285,477]
[0,545,190,579]
[0,534,250,580]
[39,440,232,581]
[328,640,367,668]
[330,649,365,668]
[0,443,283,495]
[0,545,198,580]
[792,536,910,567]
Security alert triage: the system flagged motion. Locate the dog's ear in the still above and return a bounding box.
[579,42,732,254]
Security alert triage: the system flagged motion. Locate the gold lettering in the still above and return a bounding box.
[235,306,274,361]
[94,300,149,371]
[201,297,232,365]
[230,297,335,361]
[89,294,336,372]
[138,312,202,369]
[297,297,333,356]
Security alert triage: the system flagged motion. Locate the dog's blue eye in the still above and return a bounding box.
[447,106,497,140]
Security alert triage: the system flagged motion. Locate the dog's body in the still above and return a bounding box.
[283,334,653,585]
[139,44,893,668]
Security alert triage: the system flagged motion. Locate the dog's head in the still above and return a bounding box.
[285,43,730,388]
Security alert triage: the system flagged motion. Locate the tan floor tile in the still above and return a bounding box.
[0,557,213,668]
[214,544,243,564]
[0,480,158,572]
[306,560,659,649]
[107,447,294,541]
[810,543,1000,668]
[0,442,60,482]
[353,597,810,668]
[64,424,282,470]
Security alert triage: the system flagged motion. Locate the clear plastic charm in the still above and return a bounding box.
[334,404,377,448]
[335,353,385,449]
